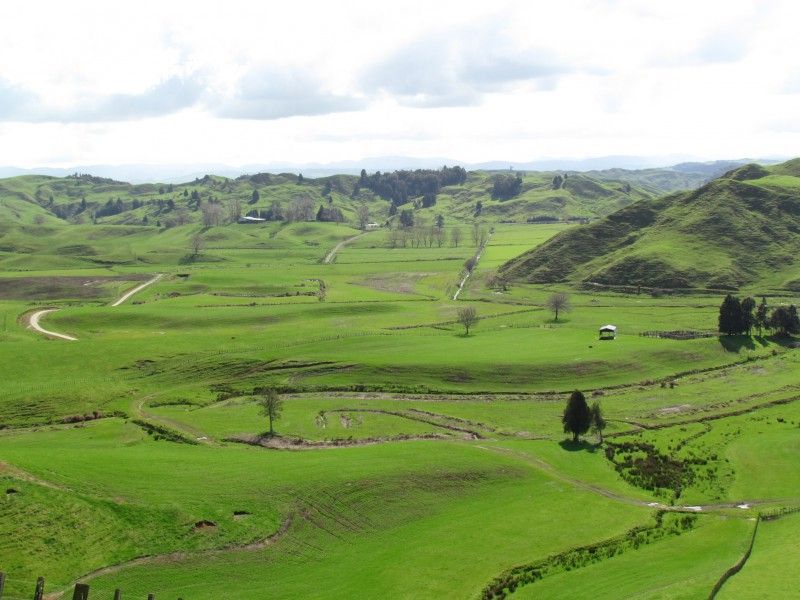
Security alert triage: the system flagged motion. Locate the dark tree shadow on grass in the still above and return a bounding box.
[544,318,572,326]
[766,334,800,349]
[558,439,598,453]
[719,334,799,352]
[718,335,756,352]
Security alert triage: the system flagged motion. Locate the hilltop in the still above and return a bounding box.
[499,158,800,292]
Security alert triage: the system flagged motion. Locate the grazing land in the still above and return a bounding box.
[0,165,798,599]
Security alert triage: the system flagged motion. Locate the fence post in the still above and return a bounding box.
[33,577,45,600]
[147,595,155,600]
[0,571,5,599]
[114,589,122,600]
[72,583,90,600]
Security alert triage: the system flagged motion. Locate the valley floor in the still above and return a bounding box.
[1,221,798,599]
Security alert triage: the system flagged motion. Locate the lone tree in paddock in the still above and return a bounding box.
[546,292,571,322]
[256,388,283,436]
[457,306,479,336]
[562,390,592,442]
[590,400,607,444]
[190,233,205,257]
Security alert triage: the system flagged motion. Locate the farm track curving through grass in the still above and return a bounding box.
[322,232,366,264]
[24,273,164,342]
[26,308,78,341]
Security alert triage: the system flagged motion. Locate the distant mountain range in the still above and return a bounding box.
[0,156,786,184]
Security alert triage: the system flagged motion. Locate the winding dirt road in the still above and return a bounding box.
[27,309,77,341]
[26,273,164,341]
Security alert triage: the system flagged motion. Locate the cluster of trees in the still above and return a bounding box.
[359,166,467,207]
[387,222,451,248]
[551,173,568,189]
[50,195,182,222]
[385,218,485,250]
[491,174,523,200]
[562,391,606,443]
[718,294,800,336]
[243,196,316,222]
[244,196,346,224]
[315,203,345,223]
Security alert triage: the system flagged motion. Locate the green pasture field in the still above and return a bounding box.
[1,197,799,600]
[511,516,753,600]
[718,511,800,599]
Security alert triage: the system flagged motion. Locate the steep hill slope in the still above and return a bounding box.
[499,160,800,291]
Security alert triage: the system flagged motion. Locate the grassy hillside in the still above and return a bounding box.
[499,158,800,292]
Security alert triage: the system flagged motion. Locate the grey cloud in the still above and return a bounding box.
[360,27,569,107]
[214,67,366,120]
[0,76,203,122]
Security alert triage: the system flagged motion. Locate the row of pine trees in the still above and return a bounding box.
[718,294,800,336]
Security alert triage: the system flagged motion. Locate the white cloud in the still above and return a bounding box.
[0,0,798,167]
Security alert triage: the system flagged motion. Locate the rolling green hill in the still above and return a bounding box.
[499,159,800,291]
[0,168,659,273]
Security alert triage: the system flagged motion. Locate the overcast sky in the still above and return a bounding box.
[0,0,798,168]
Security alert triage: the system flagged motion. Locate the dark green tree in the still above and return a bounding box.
[563,391,592,442]
[399,208,414,228]
[435,214,445,229]
[770,305,800,336]
[741,297,756,335]
[590,400,607,444]
[298,173,304,184]
[755,297,769,336]
[718,294,743,335]
[256,388,283,436]
[250,189,260,204]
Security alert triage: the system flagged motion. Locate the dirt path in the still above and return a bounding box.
[111,273,163,306]
[24,274,163,341]
[453,233,491,300]
[27,309,77,341]
[323,232,366,264]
